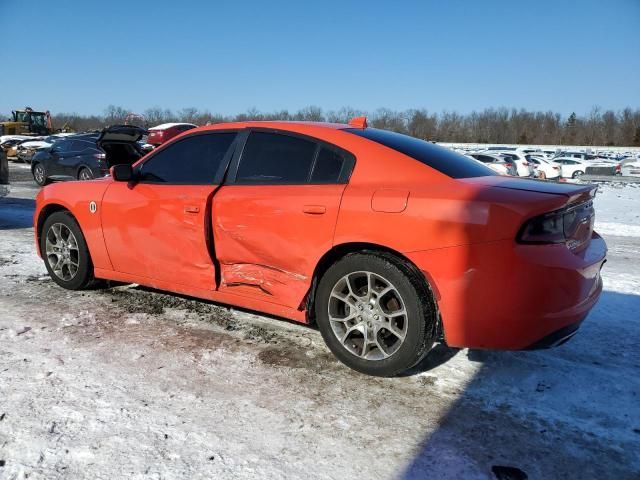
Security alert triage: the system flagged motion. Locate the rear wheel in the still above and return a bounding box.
[32,163,49,186]
[572,170,584,178]
[315,252,436,377]
[40,211,95,290]
[78,167,93,181]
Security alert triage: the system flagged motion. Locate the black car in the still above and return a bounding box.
[31,126,146,186]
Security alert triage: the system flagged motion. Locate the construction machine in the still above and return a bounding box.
[0,107,53,136]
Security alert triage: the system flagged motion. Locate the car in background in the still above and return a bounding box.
[16,135,68,163]
[621,161,640,177]
[147,123,197,146]
[494,151,532,176]
[554,151,598,162]
[552,157,590,178]
[31,126,145,186]
[525,155,561,180]
[468,152,514,175]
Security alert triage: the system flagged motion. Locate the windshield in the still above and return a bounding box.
[343,128,496,178]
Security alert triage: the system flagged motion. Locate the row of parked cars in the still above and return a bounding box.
[2,123,639,185]
[457,146,640,180]
[0,122,196,185]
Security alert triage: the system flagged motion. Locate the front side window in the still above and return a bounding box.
[344,128,495,178]
[139,132,236,184]
[236,132,317,184]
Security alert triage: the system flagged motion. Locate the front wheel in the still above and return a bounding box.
[314,252,436,377]
[40,211,95,290]
[32,163,49,186]
[572,170,584,178]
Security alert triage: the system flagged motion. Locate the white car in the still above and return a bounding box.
[526,155,561,179]
[552,157,590,178]
[621,161,640,177]
[494,151,532,176]
[467,152,512,175]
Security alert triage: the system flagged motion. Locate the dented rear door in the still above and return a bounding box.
[212,130,354,309]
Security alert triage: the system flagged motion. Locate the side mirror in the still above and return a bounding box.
[111,164,134,182]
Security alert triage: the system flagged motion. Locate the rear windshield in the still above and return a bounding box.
[344,128,495,178]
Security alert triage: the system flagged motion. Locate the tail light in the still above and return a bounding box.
[93,153,106,160]
[615,164,621,173]
[517,201,594,250]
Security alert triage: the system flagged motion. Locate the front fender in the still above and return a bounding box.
[35,180,113,270]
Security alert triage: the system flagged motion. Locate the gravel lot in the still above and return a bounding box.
[1,162,639,480]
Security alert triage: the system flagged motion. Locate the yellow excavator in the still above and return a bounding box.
[0,107,53,136]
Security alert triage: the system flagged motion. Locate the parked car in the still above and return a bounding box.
[494,151,532,176]
[554,151,598,161]
[16,135,67,163]
[552,157,590,178]
[468,152,513,175]
[525,155,561,180]
[147,123,197,146]
[31,126,145,186]
[34,119,606,376]
[621,161,640,177]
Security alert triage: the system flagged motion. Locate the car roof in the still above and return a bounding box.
[149,122,198,130]
[193,120,350,133]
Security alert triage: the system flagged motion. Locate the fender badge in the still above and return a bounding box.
[89,201,97,213]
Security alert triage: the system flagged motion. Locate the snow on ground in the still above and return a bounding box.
[594,183,640,238]
[0,166,639,479]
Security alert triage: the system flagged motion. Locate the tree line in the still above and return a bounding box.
[11,105,640,146]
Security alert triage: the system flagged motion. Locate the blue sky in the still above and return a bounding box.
[1,0,638,117]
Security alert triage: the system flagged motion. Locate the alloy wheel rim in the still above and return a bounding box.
[34,165,44,183]
[328,271,408,361]
[45,223,80,281]
[80,170,91,180]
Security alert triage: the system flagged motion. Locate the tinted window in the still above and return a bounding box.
[236,132,317,184]
[139,132,236,184]
[54,140,73,152]
[344,128,495,178]
[311,147,345,183]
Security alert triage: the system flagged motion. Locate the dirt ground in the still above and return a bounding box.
[1,162,639,480]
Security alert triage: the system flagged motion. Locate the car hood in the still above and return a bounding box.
[97,125,147,148]
[461,176,597,204]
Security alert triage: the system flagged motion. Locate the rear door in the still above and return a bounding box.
[213,129,354,309]
[101,131,238,289]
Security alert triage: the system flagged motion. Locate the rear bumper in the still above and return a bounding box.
[406,232,607,350]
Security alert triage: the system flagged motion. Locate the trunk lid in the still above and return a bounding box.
[462,176,597,205]
[97,125,147,148]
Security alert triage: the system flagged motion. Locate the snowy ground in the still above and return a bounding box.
[0,164,639,480]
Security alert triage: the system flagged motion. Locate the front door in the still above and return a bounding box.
[101,131,238,290]
[213,130,355,309]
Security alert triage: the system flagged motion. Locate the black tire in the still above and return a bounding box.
[78,167,93,181]
[32,162,50,186]
[314,252,437,377]
[40,211,95,290]
[572,170,584,178]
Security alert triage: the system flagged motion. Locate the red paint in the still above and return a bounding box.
[34,120,607,350]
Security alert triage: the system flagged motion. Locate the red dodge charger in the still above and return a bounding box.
[34,118,606,376]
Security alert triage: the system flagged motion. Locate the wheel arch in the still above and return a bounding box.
[36,203,74,256]
[305,242,442,338]
[76,164,93,178]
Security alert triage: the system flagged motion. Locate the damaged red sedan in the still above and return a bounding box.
[34,118,607,376]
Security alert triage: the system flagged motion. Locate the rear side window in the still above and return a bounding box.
[345,128,495,178]
[310,147,345,183]
[139,132,236,184]
[236,132,317,184]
